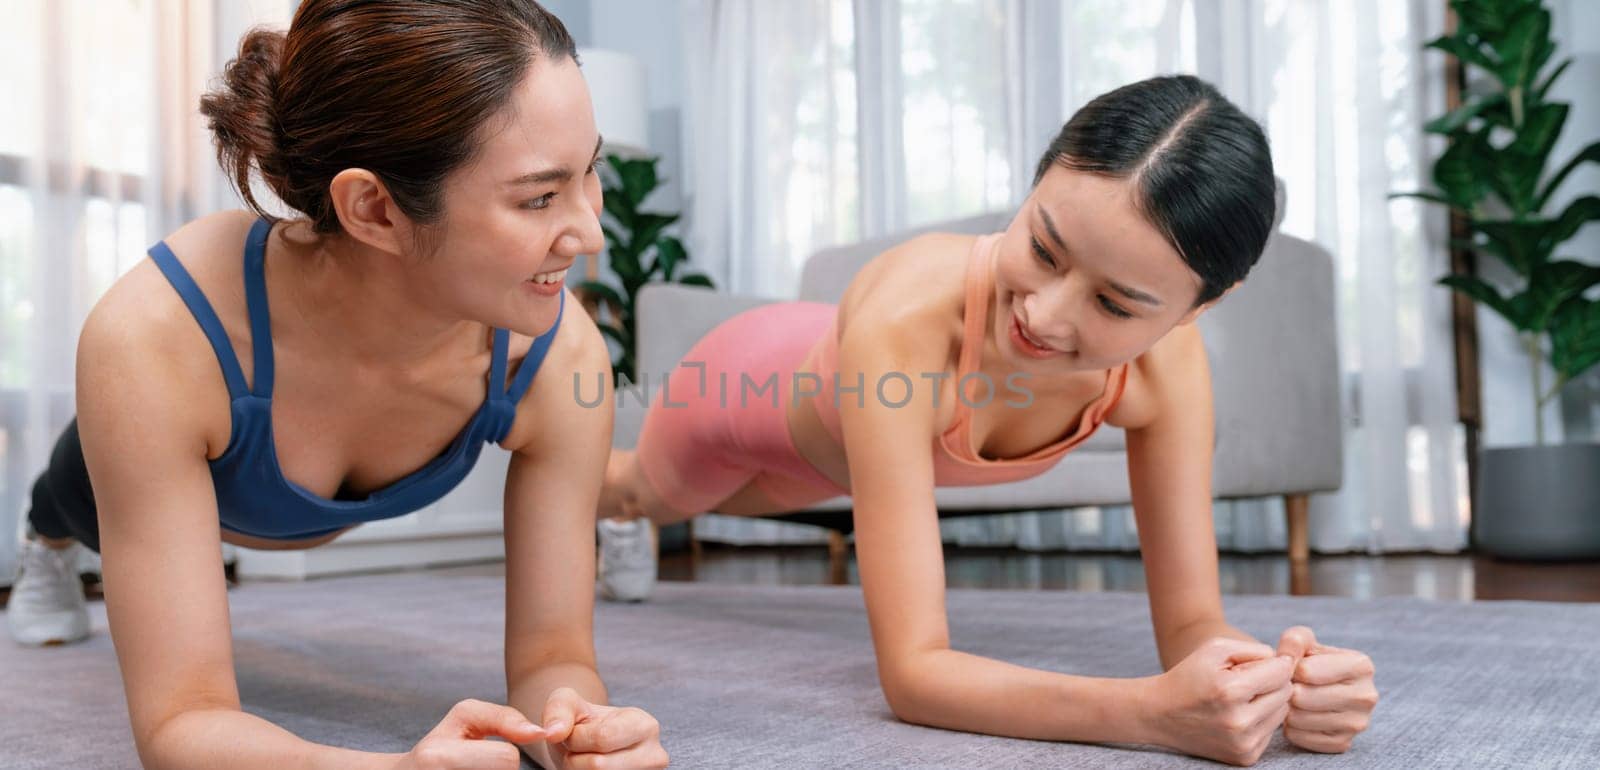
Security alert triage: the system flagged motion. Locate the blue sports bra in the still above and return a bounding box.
[147,218,564,541]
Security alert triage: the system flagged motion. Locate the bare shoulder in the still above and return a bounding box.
[873,231,977,272]
[83,209,257,361]
[842,232,975,318]
[1107,322,1210,431]
[836,232,976,365]
[82,209,258,368]
[77,210,256,456]
[160,209,260,259]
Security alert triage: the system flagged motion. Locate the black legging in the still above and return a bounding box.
[26,418,102,553]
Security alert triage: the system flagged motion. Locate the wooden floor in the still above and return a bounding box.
[654,544,1600,603]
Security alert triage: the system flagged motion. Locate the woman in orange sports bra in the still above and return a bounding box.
[599,75,1377,765]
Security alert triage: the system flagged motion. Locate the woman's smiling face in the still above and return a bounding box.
[406,57,604,340]
[991,165,1220,374]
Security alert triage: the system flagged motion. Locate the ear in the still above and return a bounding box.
[1176,280,1242,325]
[328,168,412,256]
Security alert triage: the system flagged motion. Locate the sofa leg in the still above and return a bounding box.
[827,531,849,586]
[1284,493,1310,565]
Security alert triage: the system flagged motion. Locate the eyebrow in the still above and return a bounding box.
[1035,204,1165,308]
[504,135,605,187]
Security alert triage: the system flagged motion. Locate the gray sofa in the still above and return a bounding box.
[614,204,1341,565]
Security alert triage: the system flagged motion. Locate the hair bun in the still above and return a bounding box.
[199,27,288,218]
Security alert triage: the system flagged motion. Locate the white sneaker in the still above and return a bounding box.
[6,537,91,646]
[597,518,656,602]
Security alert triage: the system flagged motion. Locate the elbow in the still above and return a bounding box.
[135,709,202,769]
[877,660,938,727]
[880,681,926,726]
[133,698,240,769]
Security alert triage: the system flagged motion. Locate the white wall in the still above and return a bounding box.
[586,0,688,213]
[540,0,593,46]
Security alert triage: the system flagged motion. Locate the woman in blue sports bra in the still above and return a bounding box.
[2,2,666,768]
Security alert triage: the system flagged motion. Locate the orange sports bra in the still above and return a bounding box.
[807,233,1129,486]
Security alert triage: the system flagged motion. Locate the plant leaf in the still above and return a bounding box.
[601,190,636,231]
[654,236,686,281]
[1425,34,1498,73]
[588,150,709,380]
[1550,195,1600,245]
[631,213,679,253]
[1492,5,1549,89]
[1489,145,1541,214]
[1476,96,1516,129]
[1475,218,1550,274]
[1388,191,1456,207]
[1550,297,1600,382]
[608,246,645,284]
[1534,57,1572,101]
[1452,0,1517,36]
[1440,274,1524,327]
[574,280,627,317]
[1523,260,1600,331]
[1528,37,1557,89]
[1434,132,1492,209]
[1473,200,1598,276]
[618,270,646,303]
[1508,102,1567,161]
[614,156,660,207]
[1537,141,1600,210]
[1424,92,1506,135]
[677,273,716,289]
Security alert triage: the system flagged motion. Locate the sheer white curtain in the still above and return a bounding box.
[682,0,861,299]
[0,0,294,582]
[682,0,1471,554]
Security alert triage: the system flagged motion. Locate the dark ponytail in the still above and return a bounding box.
[1035,75,1276,305]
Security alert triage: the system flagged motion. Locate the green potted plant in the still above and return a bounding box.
[1399,0,1599,559]
[576,154,714,383]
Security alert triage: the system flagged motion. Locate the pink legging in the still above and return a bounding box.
[633,301,850,515]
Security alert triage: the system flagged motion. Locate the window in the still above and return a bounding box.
[899,0,1011,226]
[0,0,157,390]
